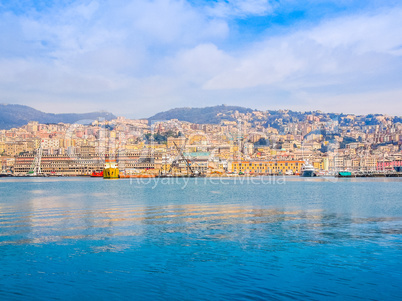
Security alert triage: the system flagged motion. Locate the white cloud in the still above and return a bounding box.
[307,8,402,55]
[0,0,229,95]
[202,8,402,94]
[0,1,401,116]
[206,0,274,18]
[167,43,234,84]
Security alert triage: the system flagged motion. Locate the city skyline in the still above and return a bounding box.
[2,109,401,177]
[1,1,402,117]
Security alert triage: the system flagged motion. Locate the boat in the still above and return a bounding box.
[103,157,119,179]
[337,171,352,177]
[91,171,104,177]
[300,162,316,177]
[26,171,47,177]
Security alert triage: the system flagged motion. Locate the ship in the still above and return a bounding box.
[300,161,316,177]
[103,156,119,179]
[91,170,104,177]
[337,171,352,177]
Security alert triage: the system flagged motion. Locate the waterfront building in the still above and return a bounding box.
[14,154,103,176]
[377,159,402,171]
[230,160,304,175]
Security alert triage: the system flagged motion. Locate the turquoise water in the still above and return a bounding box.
[0,177,401,300]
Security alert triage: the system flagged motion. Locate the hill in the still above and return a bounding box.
[148,105,254,124]
[148,105,310,126]
[0,104,116,130]
[148,105,402,130]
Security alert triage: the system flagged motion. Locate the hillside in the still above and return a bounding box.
[148,105,311,126]
[148,105,402,131]
[0,104,116,130]
[148,105,254,124]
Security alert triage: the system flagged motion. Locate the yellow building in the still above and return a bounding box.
[167,137,186,149]
[5,141,28,156]
[188,134,208,145]
[231,160,304,175]
[313,160,325,171]
[0,141,5,154]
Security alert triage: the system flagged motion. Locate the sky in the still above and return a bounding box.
[0,0,402,117]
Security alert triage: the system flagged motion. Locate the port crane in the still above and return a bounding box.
[167,141,202,176]
[27,140,43,176]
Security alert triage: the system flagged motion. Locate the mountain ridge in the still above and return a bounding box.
[0,104,116,130]
[1,104,401,131]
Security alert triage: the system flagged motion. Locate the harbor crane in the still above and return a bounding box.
[167,141,206,177]
[173,141,196,176]
[27,140,43,176]
[167,141,195,176]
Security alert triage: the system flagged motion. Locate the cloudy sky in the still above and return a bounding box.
[1,0,401,117]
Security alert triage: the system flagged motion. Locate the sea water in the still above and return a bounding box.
[0,177,401,300]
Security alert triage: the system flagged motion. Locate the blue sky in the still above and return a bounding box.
[0,0,401,117]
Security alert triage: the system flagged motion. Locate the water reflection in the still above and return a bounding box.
[2,197,402,248]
